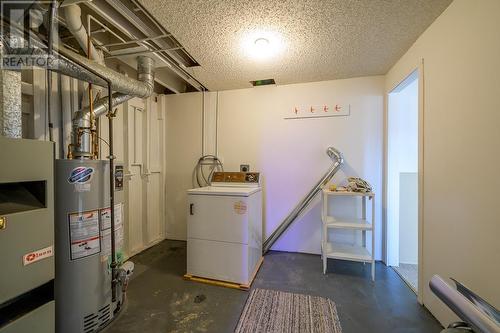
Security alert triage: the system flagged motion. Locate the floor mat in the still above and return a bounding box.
[235,288,342,333]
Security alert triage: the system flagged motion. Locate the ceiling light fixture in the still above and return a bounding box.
[253,38,271,59]
[254,38,269,47]
[241,30,284,61]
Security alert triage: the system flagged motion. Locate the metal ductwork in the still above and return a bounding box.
[79,54,155,119]
[71,55,155,157]
[58,45,154,98]
[7,44,151,95]
[430,275,500,333]
[262,147,344,254]
[2,24,155,156]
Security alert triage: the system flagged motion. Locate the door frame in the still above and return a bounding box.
[383,60,424,303]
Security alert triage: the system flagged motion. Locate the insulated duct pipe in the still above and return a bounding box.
[1,16,148,97]
[430,275,500,333]
[58,45,154,97]
[7,44,153,97]
[0,35,23,138]
[262,147,344,254]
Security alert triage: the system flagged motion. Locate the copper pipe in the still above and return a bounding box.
[92,130,99,160]
[67,144,74,159]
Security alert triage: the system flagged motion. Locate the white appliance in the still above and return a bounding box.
[186,172,262,286]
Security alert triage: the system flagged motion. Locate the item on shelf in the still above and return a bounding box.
[329,184,337,191]
[347,177,372,193]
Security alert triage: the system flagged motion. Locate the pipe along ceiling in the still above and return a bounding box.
[1,3,155,158]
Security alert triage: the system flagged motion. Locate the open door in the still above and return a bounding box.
[386,70,420,294]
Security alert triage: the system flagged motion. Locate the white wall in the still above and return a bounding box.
[387,76,419,266]
[165,92,203,240]
[100,96,167,258]
[399,172,418,265]
[165,76,384,259]
[385,0,500,325]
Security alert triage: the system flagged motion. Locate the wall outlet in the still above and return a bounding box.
[240,164,250,172]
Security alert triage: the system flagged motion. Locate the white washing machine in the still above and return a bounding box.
[186,172,262,286]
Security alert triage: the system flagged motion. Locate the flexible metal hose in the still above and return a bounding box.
[262,147,344,254]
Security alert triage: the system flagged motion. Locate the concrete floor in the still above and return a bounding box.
[104,240,442,333]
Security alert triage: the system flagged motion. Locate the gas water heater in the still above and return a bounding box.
[55,159,128,333]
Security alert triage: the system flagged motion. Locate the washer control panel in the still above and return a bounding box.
[212,172,260,184]
[245,172,259,183]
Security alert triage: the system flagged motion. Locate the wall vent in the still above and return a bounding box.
[250,79,276,87]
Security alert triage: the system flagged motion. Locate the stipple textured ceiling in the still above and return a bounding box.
[140,0,452,91]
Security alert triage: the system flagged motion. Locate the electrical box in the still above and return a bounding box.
[0,137,55,333]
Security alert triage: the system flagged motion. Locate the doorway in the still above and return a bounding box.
[386,70,419,293]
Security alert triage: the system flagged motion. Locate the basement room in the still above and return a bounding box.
[0,0,499,332]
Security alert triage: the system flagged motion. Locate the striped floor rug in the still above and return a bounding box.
[235,289,342,333]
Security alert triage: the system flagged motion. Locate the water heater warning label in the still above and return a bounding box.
[69,210,101,260]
